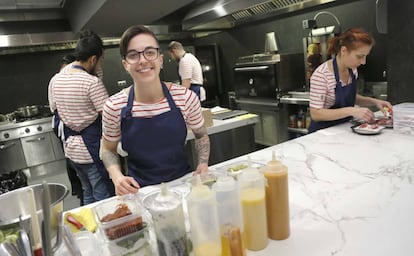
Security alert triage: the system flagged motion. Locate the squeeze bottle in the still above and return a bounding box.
[238,166,268,250]
[186,176,221,256]
[144,183,189,256]
[262,151,290,240]
[212,176,246,256]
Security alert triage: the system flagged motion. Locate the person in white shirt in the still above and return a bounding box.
[168,41,206,101]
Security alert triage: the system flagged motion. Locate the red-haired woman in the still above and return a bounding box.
[308,27,392,133]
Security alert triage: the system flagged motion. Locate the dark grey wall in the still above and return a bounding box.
[194,0,386,106]
[0,0,395,114]
[387,1,414,104]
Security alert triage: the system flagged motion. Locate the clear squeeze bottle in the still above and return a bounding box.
[212,176,246,256]
[187,176,221,256]
[144,183,189,256]
[262,151,290,240]
[238,166,268,251]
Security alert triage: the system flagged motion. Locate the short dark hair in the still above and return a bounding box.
[119,25,159,58]
[61,54,75,65]
[74,30,103,61]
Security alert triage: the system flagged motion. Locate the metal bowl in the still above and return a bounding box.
[0,183,68,239]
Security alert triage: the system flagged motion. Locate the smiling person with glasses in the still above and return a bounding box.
[100,25,210,195]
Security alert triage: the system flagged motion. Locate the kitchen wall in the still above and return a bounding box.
[194,0,386,106]
[387,1,414,104]
[0,0,401,114]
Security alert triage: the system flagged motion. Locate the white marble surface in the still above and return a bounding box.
[212,122,414,256]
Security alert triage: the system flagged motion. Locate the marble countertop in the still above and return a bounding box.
[212,121,414,256]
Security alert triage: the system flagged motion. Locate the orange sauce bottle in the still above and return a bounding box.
[262,151,290,240]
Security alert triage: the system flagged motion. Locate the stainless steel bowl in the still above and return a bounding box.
[0,183,68,240]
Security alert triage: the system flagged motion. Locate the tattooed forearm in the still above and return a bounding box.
[101,149,121,169]
[193,126,210,165]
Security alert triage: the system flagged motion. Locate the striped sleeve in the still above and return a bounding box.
[102,91,127,142]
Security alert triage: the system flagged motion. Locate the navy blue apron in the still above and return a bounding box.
[120,82,190,187]
[53,65,114,195]
[308,57,357,133]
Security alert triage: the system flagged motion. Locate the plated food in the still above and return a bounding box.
[351,123,385,135]
[375,117,393,128]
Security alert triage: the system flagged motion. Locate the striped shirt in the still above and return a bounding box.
[48,63,108,163]
[310,61,358,109]
[102,83,204,142]
[179,53,203,85]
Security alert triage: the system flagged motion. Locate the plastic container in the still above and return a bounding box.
[104,223,152,256]
[143,183,189,256]
[212,176,246,256]
[238,167,268,251]
[262,151,290,240]
[393,102,414,135]
[187,176,221,256]
[94,194,143,241]
[219,158,265,179]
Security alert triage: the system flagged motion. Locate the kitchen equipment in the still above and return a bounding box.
[28,187,42,253]
[62,225,81,256]
[65,214,87,232]
[262,151,290,240]
[15,106,40,118]
[212,176,246,256]
[233,53,305,101]
[0,241,20,256]
[186,176,221,256]
[16,228,31,256]
[238,166,268,250]
[0,183,68,248]
[143,183,189,256]
[303,30,335,89]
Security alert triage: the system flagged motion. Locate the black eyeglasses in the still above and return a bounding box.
[124,47,159,64]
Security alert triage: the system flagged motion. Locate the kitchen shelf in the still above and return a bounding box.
[287,127,308,134]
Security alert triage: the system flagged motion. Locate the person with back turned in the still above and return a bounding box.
[100,25,210,195]
[55,53,84,205]
[168,41,206,101]
[48,30,114,204]
[308,27,392,133]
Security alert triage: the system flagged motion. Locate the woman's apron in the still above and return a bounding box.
[308,57,357,133]
[120,82,190,187]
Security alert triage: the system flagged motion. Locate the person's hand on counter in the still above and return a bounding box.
[193,162,209,175]
[112,174,140,195]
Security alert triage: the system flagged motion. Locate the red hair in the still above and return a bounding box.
[327,27,375,56]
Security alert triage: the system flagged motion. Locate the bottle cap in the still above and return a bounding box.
[212,176,235,192]
[188,175,213,201]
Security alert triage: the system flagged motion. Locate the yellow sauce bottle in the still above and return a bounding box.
[239,167,268,250]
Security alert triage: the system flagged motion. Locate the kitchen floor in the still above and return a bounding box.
[27,161,82,211]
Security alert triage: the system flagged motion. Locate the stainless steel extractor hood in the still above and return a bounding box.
[182,0,338,31]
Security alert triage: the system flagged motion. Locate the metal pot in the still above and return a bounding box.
[0,183,68,244]
[15,105,40,118]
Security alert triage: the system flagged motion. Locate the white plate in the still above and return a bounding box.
[351,124,385,135]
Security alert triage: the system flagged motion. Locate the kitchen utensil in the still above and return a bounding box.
[15,105,40,118]
[0,183,68,241]
[27,187,42,253]
[41,181,52,256]
[17,215,32,256]
[62,225,81,256]
[0,242,20,256]
[66,214,87,232]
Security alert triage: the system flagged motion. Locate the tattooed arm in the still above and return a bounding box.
[192,125,210,174]
[100,138,139,195]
